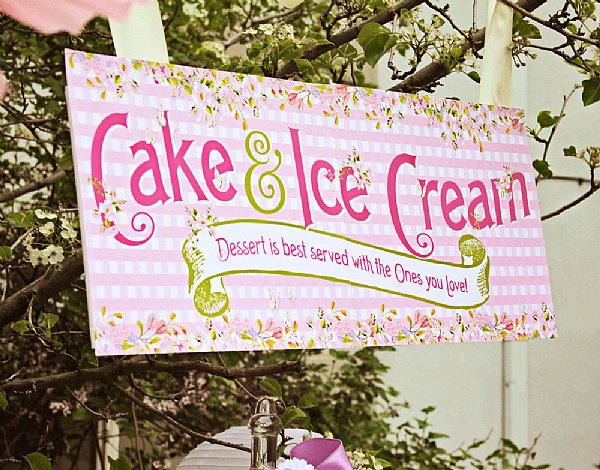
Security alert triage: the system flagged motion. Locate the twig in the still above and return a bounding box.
[499,0,600,47]
[424,1,482,58]
[541,183,600,221]
[67,387,124,421]
[218,352,259,400]
[131,401,144,470]
[541,85,581,163]
[113,384,251,453]
[225,4,304,47]
[538,175,593,185]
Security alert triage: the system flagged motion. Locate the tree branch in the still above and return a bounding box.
[225,4,304,47]
[0,251,84,329]
[541,183,600,221]
[278,0,427,78]
[499,0,600,47]
[0,170,66,203]
[113,383,251,453]
[388,0,547,93]
[2,358,303,393]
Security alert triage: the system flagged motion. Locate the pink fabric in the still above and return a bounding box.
[290,439,353,470]
[0,71,6,100]
[0,0,145,34]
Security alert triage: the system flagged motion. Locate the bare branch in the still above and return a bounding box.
[535,84,582,183]
[278,0,428,78]
[2,358,303,393]
[225,4,304,47]
[0,170,66,203]
[424,1,481,58]
[541,184,600,221]
[0,251,84,329]
[499,0,600,47]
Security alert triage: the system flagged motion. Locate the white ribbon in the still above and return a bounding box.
[108,0,169,63]
[479,0,513,106]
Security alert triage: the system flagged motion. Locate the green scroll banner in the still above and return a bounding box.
[182,219,490,317]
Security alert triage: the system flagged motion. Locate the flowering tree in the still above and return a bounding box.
[0,0,598,468]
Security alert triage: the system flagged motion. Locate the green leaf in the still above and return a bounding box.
[357,23,394,68]
[0,388,7,411]
[582,78,600,106]
[58,148,73,168]
[563,145,577,157]
[298,393,318,409]
[259,378,282,398]
[6,212,35,228]
[512,13,541,39]
[72,406,90,421]
[0,246,12,261]
[11,320,31,334]
[108,456,132,470]
[280,406,307,427]
[536,110,557,128]
[38,312,59,329]
[467,71,480,83]
[294,59,315,76]
[533,159,553,178]
[25,452,51,470]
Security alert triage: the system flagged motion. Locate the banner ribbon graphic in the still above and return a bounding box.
[182,219,490,317]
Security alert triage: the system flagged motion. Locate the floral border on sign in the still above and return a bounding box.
[67,50,525,151]
[92,303,556,355]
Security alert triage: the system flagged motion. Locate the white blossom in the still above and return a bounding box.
[44,245,64,265]
[39,221,54,235]
[28,248,48,266]
[277,458,315,470]
[35,208,57,220]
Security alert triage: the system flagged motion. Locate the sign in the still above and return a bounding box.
[65,50,556,356]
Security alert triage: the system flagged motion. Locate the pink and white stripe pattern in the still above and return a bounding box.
[65,50,556,356]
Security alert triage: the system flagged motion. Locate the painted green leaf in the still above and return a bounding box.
[25,452,51,470]
[582,78,600,106]
[357,23,394,68]
[136,320,144,336]
[533,159,553,178]
[259,378,282,398]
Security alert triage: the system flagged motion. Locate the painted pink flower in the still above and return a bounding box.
[146,314,167,335]
[0,0,146,35]
[265,320,283,339]
[288,93,302,110]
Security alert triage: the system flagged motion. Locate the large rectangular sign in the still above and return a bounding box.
[65,49,556,355]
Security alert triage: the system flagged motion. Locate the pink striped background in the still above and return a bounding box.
[65,50,555,355]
